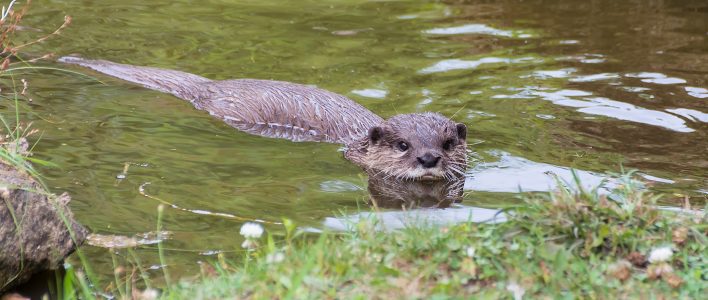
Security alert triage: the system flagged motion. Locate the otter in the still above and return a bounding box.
[58,56,468,181]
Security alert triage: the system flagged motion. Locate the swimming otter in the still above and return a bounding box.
[59,56,468,181]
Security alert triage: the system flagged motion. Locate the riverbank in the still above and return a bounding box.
[143,173,705,299]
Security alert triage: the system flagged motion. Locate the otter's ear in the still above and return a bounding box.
[455,123,467,140]
[368,126,384,144]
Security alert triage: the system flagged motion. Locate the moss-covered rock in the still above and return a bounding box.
[0,143,87,292]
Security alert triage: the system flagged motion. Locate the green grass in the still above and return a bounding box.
[149,172,706,299]
[0,0,70,189]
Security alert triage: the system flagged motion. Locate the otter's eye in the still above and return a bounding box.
[443,139,455,151]
[397,141,409,151]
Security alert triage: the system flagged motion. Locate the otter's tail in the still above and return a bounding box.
[58,56,212,102]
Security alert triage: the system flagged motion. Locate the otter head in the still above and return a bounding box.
[351,112,467,181]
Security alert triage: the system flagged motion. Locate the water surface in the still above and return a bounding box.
[6,0,706,283]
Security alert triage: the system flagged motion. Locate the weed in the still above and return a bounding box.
[164,173,705,299]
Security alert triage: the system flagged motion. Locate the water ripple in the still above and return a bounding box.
[569,73,620,82]
[320,180,363,193]
[625,72,687,85]
[685,87,708,99]
[419,56,537,74]
[666,108,708,123]
[424,23,532,38]
[495,87,695,133]
[529,68,576,79]
[465,151,615,193]
[465,152,673,193]
[351,88,388,99]
[323,205,506,231]
[557,54,605,64]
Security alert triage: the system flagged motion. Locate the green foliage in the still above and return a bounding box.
[163,174,706,299]
[0,0,69,189]
[51,172,704,299]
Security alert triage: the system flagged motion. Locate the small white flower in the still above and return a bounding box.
[510,243,520,251]
[241,239,257,249]
[266,251,285,264]
[506,281,525,300]
[648,246,673,263]
[138,288,159,300]
[239,222,264,239]
[465,246,476,258]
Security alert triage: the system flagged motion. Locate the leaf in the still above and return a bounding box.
[267,232,276,253]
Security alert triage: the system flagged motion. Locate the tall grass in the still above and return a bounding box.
[0,0,71,186]
[0,0,98,297]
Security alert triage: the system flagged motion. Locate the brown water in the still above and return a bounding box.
[4,0,706,284]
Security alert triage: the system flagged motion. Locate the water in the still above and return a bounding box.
[5,0,706,283]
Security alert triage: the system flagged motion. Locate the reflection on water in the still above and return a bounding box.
[366,173,465,209]
[466,151,614,193]
[419,56,538,74]
[11,0,707,284]
[465,151,674,193]
[557,54,606,64]
[625,72,687,85]
[494,88,696,132]
[685,87,708,99]
[666,108,708,123]
[351,88,388,99]
[529,68,577,79]
[323,205,506,232]
[569,73,619,83]
[424,23,533,38]
[323,174,497,231]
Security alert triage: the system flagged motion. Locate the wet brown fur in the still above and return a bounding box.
[345,113,467,181]
[59,57,468,180]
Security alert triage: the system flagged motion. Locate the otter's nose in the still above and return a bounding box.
[417,153,440,168]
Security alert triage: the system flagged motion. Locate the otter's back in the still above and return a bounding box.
[59,57,383,144]
[197,79,383,144]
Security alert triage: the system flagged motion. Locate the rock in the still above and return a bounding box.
[0,148,87,292]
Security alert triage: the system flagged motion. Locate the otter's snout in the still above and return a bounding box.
[417,153,441,168]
